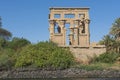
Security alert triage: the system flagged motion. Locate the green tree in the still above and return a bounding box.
[110,18,120,39]
[100,18,120,53]
[99,35,114,52]
[8,37,31,51]
[0,48,15,70]
[109,18,120,53]
[0,38,8,49]
[0,17,12,40]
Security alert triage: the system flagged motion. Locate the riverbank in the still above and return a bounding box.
[0,68,120,78]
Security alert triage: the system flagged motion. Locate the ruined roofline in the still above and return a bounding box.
[50,7,90,10]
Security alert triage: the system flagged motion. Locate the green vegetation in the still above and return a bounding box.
[8,37,31,51]
[0,40,74,69]
[15,41,74,69]
[0,17,12,40]
[0,17,74,69]
[86,18,120,70]
[0,16,120,71]
[74,62,120,71]
[94,52,120,63]
[99,18,120,53]
[75,63,104,71]
[74,18,120,70]
[0,48,15,70]
[110,18,120,39]
[0,37,31,70]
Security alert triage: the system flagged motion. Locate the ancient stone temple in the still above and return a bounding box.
[48,7,106,64]
[49,7,90,47]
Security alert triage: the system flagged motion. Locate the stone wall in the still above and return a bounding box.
[60,43,106,64]
[69,45,106,64]
[70,47,106,64]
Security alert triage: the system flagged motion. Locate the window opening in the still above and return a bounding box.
[54,14,61,18]
[64,14,75,18]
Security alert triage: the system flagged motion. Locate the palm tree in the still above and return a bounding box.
[109,18,120,53]
[99,35,114,52]
[110,18,120,40]
[0,17,12,40]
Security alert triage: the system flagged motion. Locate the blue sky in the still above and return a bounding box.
[0,0,120,43]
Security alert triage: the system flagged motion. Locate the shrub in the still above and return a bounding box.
[0,38,8,49]
[94,52,120,63]
[15,41,74,69]
[0,48,15,70]
[8,37,31,51]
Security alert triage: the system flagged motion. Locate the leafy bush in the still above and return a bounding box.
[0,48,15,70]
[15,41,74,69]
[8,37,31,51]
[0,38,8,49]
[94,52,120,63]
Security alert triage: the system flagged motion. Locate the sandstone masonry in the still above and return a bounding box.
[49,7,106,63]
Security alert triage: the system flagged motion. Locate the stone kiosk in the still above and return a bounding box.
[49,7,106,63]
[49,7,90,47]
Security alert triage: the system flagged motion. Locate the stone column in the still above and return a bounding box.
[59,20,66,45]
[59,20,65,33]
[49,20,55,41]
[85,19,90,45]
[74,20,79,45]
[69,28,74,45]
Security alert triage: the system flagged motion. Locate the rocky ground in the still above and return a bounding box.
[0,68,120,78]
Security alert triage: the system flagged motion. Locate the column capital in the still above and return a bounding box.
[85,19,90,24]
[74,20,80,27]
[59,20,66,25]
[49,20,55,25]
[74,20,81,24]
